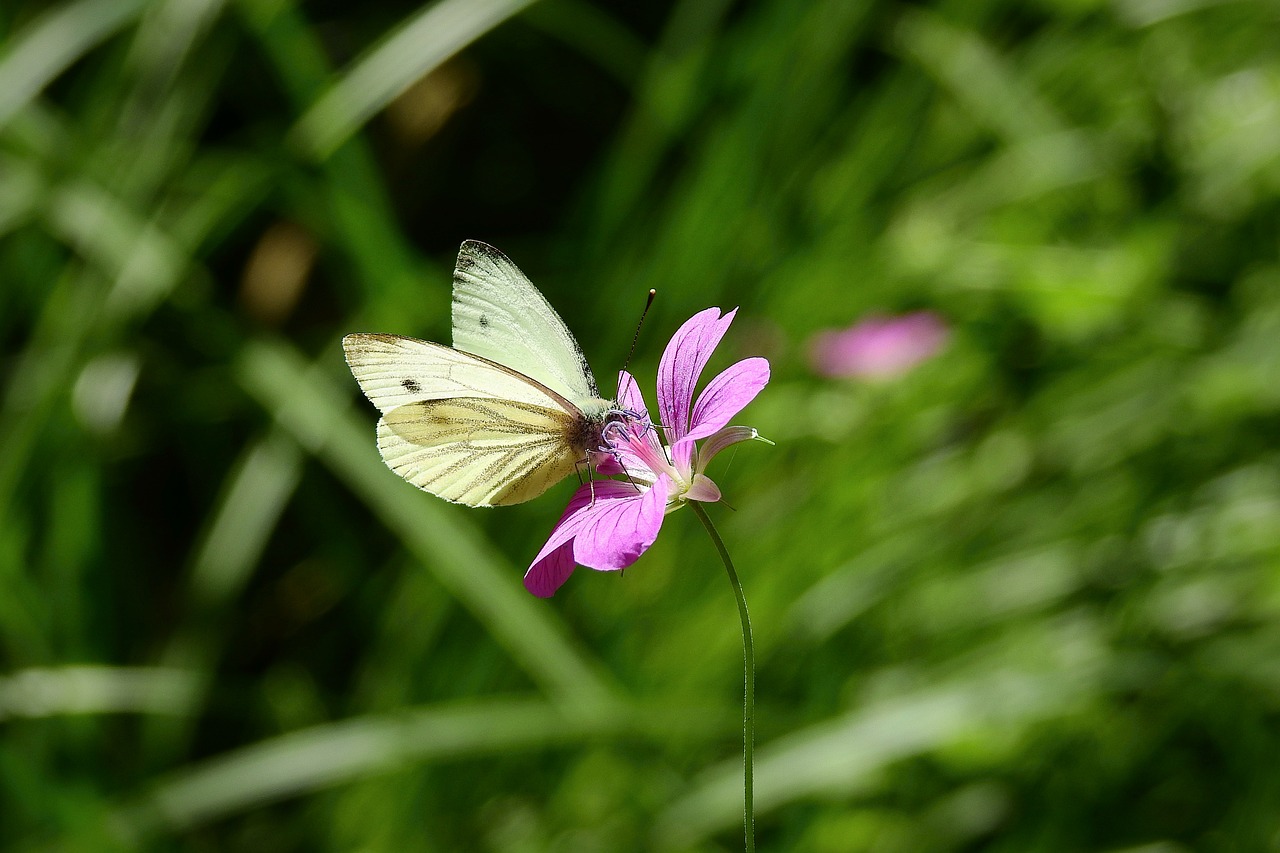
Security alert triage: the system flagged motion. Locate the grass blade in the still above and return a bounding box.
[0,0,146,132]
[289,0,537,160]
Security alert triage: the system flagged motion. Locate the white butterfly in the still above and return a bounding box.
[343,240,615,507]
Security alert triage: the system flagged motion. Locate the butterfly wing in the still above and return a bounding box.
[451,240,601,403]
[377,398,582,506]
[343,333,588,507]
[343,333,571,413]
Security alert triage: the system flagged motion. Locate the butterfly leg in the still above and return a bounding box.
[573,456,601,506]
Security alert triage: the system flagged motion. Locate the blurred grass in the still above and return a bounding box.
[3,0,1280,850]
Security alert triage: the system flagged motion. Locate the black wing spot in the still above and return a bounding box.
[402,379,422,393]
[479,315,490,328]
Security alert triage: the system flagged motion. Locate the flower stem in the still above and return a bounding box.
[691,502,755,852]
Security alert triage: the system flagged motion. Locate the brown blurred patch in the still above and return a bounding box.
[275,558,344,634]
[239,221,318,326]
[385,58,479,146]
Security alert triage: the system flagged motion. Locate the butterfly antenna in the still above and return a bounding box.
[619,289,657,383]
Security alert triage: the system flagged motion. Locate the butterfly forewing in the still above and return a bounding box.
[451,240,600,404]
[343,333,565,414]
[377,399,582,506]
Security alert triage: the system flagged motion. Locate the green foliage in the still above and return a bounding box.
[3,0,1280,849]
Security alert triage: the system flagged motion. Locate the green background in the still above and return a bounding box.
[3,0,1280,850]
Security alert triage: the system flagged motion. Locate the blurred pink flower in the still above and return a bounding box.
[809,311,949,380]
[524,308,770,597]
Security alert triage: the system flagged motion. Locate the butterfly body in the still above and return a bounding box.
[344,241,615,507]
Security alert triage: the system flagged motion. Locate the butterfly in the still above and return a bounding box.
[343,240,616,507]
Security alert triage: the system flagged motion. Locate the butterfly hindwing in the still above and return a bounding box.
[377,398,582,506]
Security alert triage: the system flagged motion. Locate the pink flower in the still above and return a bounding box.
[524,308,771,598]
[809,311,948,380]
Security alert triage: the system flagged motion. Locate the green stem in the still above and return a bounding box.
[691,502,755,852]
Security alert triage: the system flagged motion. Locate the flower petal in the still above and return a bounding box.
[686,356,770,442]
[591,450,624,477]
[657,307,737,444]
[670,437,695,476]
[523,540,576,598]
[685,473,722,503]
[697,426,769,470]
[524,483,598,597]
[616,370,649,419]
[525,479,656,595]
[572,475,671,571]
